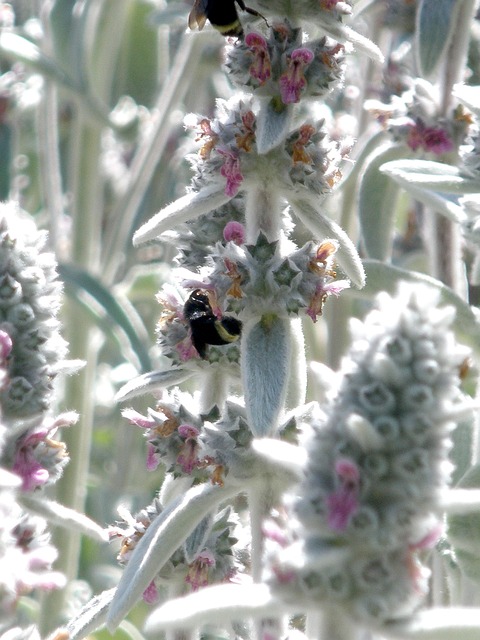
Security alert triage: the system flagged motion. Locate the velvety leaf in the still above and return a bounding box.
[115,368,195,402]
[380,159,480,195]
[144,584,280,633]
[20,495,108,543]
[358,143,405,260]
[453,84,480,118]
[415,0,459,76]
[63,588,116,640]
[133,186,231,245]
[242,315,291,437]
[58,263,152,373]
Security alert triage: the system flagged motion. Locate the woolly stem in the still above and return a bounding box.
[199,368,229,413]
[244,183,283,244]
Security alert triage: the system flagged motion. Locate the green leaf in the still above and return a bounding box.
[358,143,405,260]
[58,263,152,373]
[451,416,476,486]
[351,261,480,352]
[242,315,291,437]
[415,0,459,76]
[380,159,480,194]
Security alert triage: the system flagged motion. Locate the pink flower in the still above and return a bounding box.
[177,438,200,474]
[122,408,157,430]
[186,550,216,591]
[279,48,314,104]
[13,431,50,491]
[143,580,159,604]
[146,443,160,471]
[0,329,12,360]
[406,121,454,155]
[325,458,360,532]
[178,424,200,439]
[245,32,271,84]
[218,149,244,197]
[223,221,245,244]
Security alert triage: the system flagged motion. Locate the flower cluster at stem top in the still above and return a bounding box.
[226,20,345,104]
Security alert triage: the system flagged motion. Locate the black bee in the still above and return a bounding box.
[184,289,242,359]
[188,0,267,37]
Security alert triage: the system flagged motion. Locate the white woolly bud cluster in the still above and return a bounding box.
[266,285,471,623]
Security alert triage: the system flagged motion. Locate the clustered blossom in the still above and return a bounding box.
[226,22,345,104]
[155,235,348,365]
[109,498,241,601]
[172,200,245,271]
[366,81,471,156]
[266,286,471,623]
[207,234,349,321]
[122,394,256,483]
[0,427,65,624]
[9,412,77,492]
[0,203,67,419]
[0,204,73,632]
[187,98,344,198]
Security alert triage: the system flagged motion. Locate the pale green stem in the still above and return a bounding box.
[199,367,229,413]
[40,111,104,633]
[102,33,201,284]
[248,481,284,640]
[244,183,282,244]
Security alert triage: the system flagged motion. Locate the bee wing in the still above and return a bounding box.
[188,0,208,30]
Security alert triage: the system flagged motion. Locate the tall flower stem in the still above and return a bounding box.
[199,368,229,413]
[244,184,283,244]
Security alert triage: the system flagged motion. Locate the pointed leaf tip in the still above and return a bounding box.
[133,187,231,246]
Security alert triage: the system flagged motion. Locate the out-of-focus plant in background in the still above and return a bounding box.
[2,1,480,640]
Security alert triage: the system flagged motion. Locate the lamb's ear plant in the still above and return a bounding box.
[4,1,480,640]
